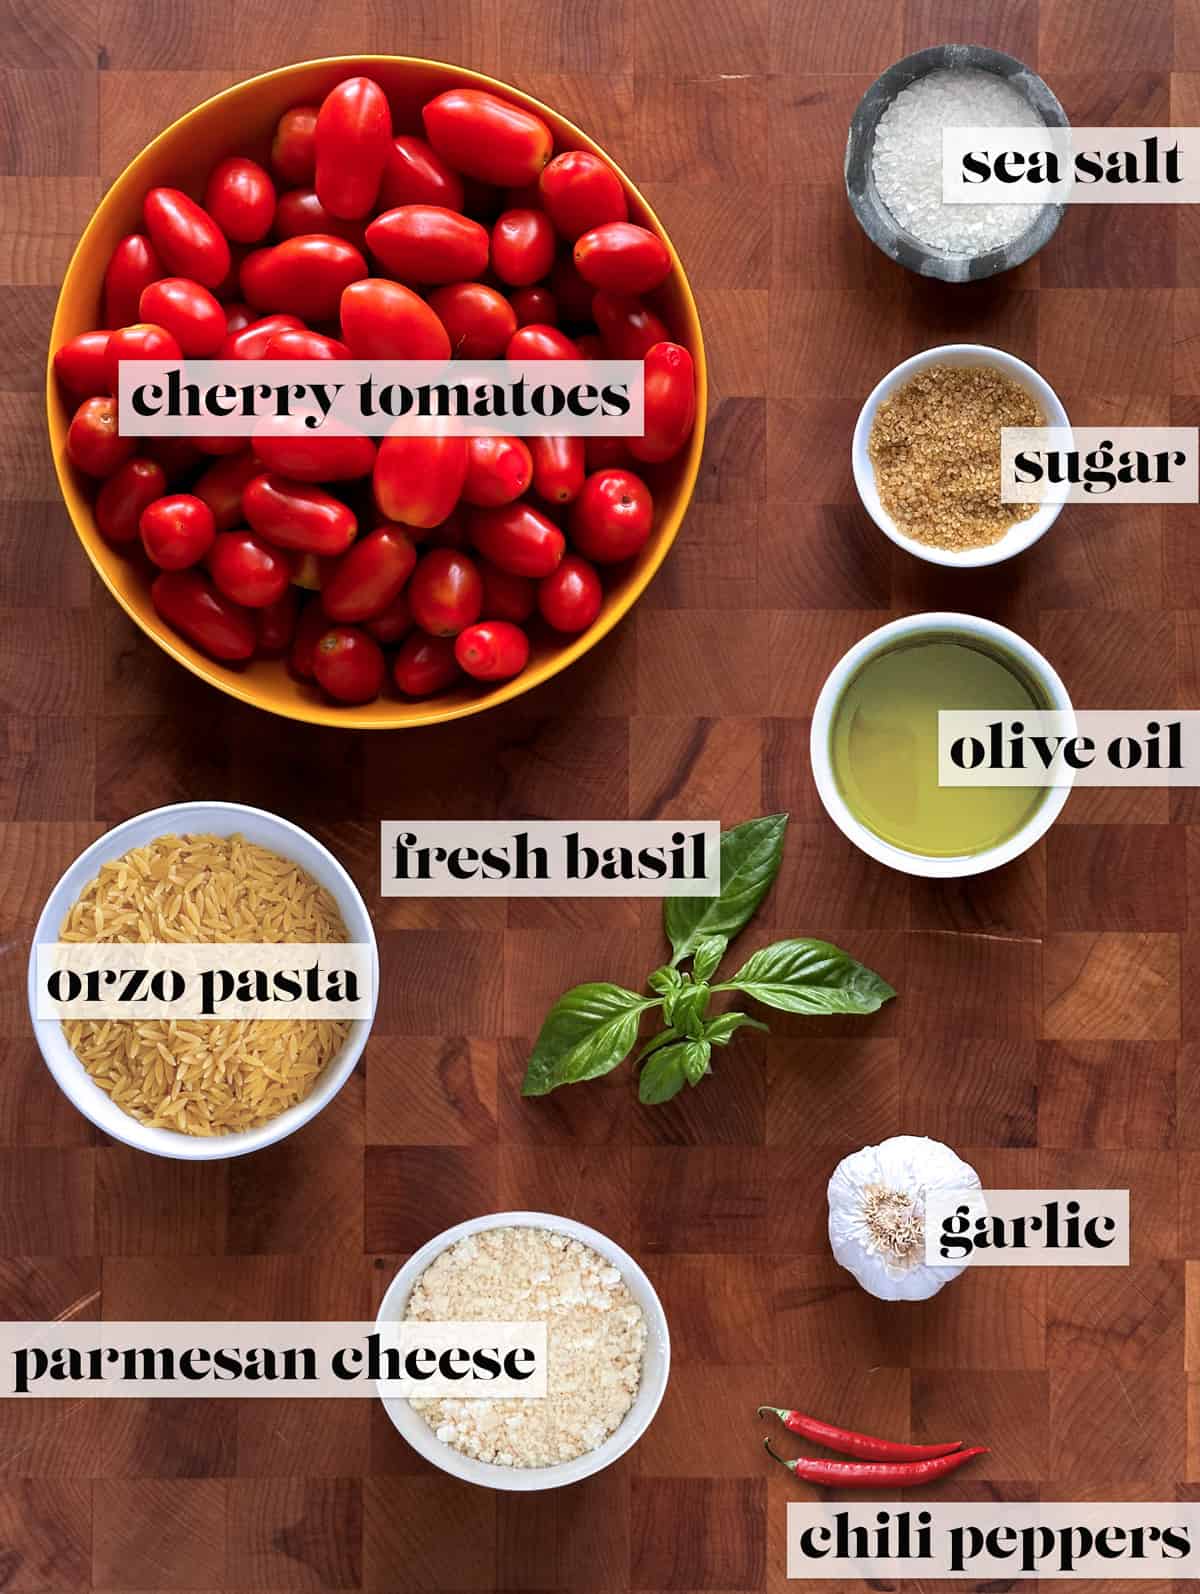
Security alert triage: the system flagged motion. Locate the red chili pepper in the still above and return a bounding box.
[763,1438,987,1489]
[757,1406,961,1463]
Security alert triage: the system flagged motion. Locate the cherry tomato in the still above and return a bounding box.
[314,76,392,220]
[570,467,653,562]
[462,435,533,507]
[364,588,413,644]
[426,282,516,358]
[143,188,231,289]
[313,625,385,703]
[194,434,247,458]
[54,331,111,398]
[373,433,467,528]
[539,150,628,240]
[204,157,276,244]
[365,206,489,285]
[263,327,351,360]
[103,234,162,329]
[574,222,672,295]
[224,302,254,334]
[585,435,630,471]
[271,106,319,186]
[407,548,484,636]
[144,435,204,482]
[219,312,304,360]
[379,135,465,212]
[393,631,461,696]
[549,254,596,321]
[538,553,602,632]
[505,324,580,362]
[322,526,417,622]
[66,396,135,477]
[592,291,671,360]
[138,278,225,356]
[252,418,376,483]
[152,569,255,661]
[289,597,331,678]
[479,562,535,623]
[241,236,367,321]
[422,89,553,188]
[470,502,564,577]
[491,209,555,287]
[104,322,182,394]
[272,188,367,247]
[95,457,167,543]
[455,619,529,681]
[340,278,452,360]
[530,435,585,504]
[140,493,217,569]
[255,586,299,656]
[193,449,261,531]
[208,529,291,607]
[629,341,697,464]
[243,474,357,556]
[509,285,556,327]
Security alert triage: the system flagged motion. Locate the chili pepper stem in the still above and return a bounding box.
[763,1437,793,1471]
[757,1406,789,1422]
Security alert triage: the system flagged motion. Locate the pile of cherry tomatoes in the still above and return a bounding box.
[54,74,698,707]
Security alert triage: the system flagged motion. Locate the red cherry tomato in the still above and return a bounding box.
[629,341,697,464]
[241,236,368,321]
[263,327,351,361]
[422,89,553,188]
[509,285,556,327]
[95,457,167,543]
[193,449,261,530]
[505,325,580,362]
[393,631,461,696]
[373,433,467,528]
[252,418,376,483]
[570,468,653,562]
[143,188,231,289]
[313,625,386,702]
[104,322,182,393]
[593,291,671,360]
[271,106,319,186]
[379,135,465,212]
[138,278,225,356]
[407,548,484,636]
[585,435,630,471]
[340,278,452,360]
[289,597,331,678]
[538,553,602,632]
[549,254,596,321]
[152,569,255,661]
[139,493,216,570]
[364,588,413,644]
[455,620,529,681]
[224,302,254,334]
[539,150,628,241]
[219,312,304,361]
[272,188,367,247]
[470,502,565,577]
[479,562,535,623]
[204,157,276,244]
[574,223,672,295]
[365,206,489,285]
[322,526,418,622]
[529,435,585,504]
[208,530,291,607]
[144,435,204,482]
[66,396,135,477]
[243,474,357,556]
[314,76,392,220]
[491,209,555,286]
[54,331,111,398]
[103,235,162,329]
[193,434,247,458]
[255,586,299,656]
[425,282,516,358]
[462,435,533,508]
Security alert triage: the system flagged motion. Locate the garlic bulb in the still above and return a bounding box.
[827,1135,981,1302]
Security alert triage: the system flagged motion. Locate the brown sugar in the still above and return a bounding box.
[867,363,1043,550]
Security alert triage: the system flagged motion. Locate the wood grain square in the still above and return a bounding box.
[496,1460,630,1590]
[766,399,860,502]
[768,821,911,932]
[499,1142,633,1247]
[767,610,887,718]
[363,1475,495,1591]
[103,1255,374,1323]
[903,930,1040,1040]
[1047,1262,1184,1368]
[1044,933,1180,1040]
[365,1037,497,1147]
[92,1478,226,1589]
[905,0,1038,58]
[0,176,99,285]
[1050,1365,1185,1482]
[95,1148,227,1256]
[0,1479,90,1591]
[375,931,504,1037]
[628,717,762,825]
[227,1115,363,1256]
[910,1271,1046,1370]
[773,1257,912,1367]
[910,1371,1050,1479]
[1047,824,1187,931]
[503,927,660,1038]
[757,503,892,611]
[768,288,909,400]
[635,609,768,715]
[651,1253,774,1364]
[635,1362,773,1476]
[1041,204,1177,290]
[98,1401,237,1480]
[766,1038,900,1149]
[1041,1039,1177,1147]
[631,1477,765,1590]
[632,1029,766,1147]
[770,182,897,293]
[908,848,1046,937]
[364,1145,498,1255]
[695,397,766,504]
[900,1038,1038,1147]
[1032,506,1164,609]
[631,74,766,184]
[1039,289,1172,396]
[0,1038,94,1147]
[237,1401,369,1480]
[0,1256,99,1321]
[639,503,759,611]
[634,1146,768,1253]
[227,1477,362,1590]
[0,1148,93,1254]
[769,1,899,72]
[497,1037,631,1147]
[0,1400,103,1476]
[1039,609,1176,708]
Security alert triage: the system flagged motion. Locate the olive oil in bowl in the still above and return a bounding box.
[829,634,1049,859]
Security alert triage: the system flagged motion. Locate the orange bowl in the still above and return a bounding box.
[48,56,706,729]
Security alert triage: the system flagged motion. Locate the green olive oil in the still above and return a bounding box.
[830,635,1048,858]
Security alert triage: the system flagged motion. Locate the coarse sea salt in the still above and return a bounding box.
[871,68,1043,256]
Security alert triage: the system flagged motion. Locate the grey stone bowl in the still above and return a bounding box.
[845,43,1068,282]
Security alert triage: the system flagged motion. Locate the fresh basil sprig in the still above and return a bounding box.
[519,814,895,1104]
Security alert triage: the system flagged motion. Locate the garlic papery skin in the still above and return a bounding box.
[827,1135,981,1302]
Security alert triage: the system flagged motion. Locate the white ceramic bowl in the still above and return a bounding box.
[27,801,377,1159]
[376,1211,670,1491]
[852,343,1071,567]
[810,612,1074,878]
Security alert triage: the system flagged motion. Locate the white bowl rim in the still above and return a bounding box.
[375,1209,671,1492]
[26,800,378,1160]
[851,342,1072,568]
[809,612,1075,879]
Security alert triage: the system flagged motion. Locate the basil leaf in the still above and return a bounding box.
[666,981,710,1039]
[638,1043,689,1104]
[691,934,728,984]
[521,983,660,1096]
[635,1026,681,1065]
[724,938,896,1015]
[703,1010,769,1046]
[647,965,683,997]
[664,814,788,965]
[681,1039,712,1085]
